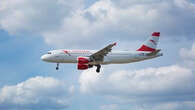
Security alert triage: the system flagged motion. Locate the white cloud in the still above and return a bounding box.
[42,0,195,47]
[150,101,195,110]
[79,68,102,93]
[0,76,74,110]
[180,42,195,68]
[180,42,195,60]
[79,65,195,102]
[99,101,195,110]
[1,0,195,48]
[132,101,195,110]
[0,0,84,35]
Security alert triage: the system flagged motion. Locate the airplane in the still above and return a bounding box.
[41,32,163,73]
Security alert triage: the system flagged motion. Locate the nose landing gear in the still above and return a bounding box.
[56,63,59,70]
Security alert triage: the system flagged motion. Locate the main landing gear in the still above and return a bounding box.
[88,64,93,68]
[95,64,101,73]
[55,63,101,73]
[56,63,59,70]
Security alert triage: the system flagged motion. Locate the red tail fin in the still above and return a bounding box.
[137,32,160,52]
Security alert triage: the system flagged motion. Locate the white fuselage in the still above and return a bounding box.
[41,49,163,65]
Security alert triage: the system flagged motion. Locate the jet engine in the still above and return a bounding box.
[77,57,91,70]
[77,57,90,64]
[77,63,89,70]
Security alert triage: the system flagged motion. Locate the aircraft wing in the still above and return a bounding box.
[90,42,117,61]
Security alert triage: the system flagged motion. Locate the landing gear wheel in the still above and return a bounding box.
[96,69,100,73]
[96,65,101,73]
[56,63,59,70]
[56,67,59,70]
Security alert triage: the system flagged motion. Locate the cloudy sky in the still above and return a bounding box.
[0,0,195,110]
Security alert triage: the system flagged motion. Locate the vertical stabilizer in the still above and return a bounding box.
[137,32,160,52]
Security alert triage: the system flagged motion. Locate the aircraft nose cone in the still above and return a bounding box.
[41,55,48,61]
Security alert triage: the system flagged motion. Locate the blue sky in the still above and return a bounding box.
[0,0,195,110]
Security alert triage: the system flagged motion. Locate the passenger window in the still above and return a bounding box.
[48,52,52,54]
[139,53,144,56]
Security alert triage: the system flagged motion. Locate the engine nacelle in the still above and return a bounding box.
[77,57,90,64]
[77,63,89,70]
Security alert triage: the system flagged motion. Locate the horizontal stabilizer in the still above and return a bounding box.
[146,49,161,56]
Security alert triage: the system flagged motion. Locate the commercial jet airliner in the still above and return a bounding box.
[41,32,163,73]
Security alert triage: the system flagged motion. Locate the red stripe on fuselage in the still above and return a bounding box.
[63,50,69,54]
[137,45,156,52]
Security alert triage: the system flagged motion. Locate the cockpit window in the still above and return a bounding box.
[47,52,52,54]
